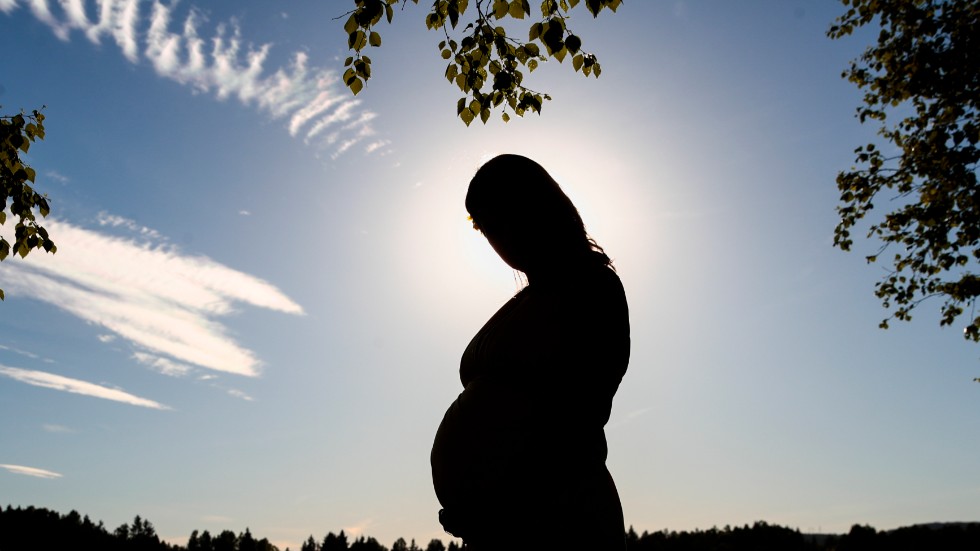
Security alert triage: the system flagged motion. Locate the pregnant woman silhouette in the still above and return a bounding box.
[431,154,630,550]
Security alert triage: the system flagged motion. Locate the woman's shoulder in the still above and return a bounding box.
[531,263,627,314]
[566,263,625,295]
[591,263,625,289]
[583,265,627,310]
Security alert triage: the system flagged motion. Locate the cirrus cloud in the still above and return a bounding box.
[0,463,64,479]
[1,215,303,377]
[1,0,383,157]
[0,365,170,409]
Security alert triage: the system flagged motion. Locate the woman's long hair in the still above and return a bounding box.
[465,154,612,270]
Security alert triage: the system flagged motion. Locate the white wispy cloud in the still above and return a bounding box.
[0,343,55,364]
[45,170,70,184]
[0,463,63,479]
[97,211,163,240]
[1,216,303,377]
[606,407,652,430]
[306,99,362,143]
[3,0,383,157]
[0,344,40,360]
[227,388,253,401]
[42,423,73,433]
[364,139,391,155]
[343,519,375,538]
[132,351,192,377]
[0,365,169,409]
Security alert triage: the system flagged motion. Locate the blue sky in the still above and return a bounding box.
[1,0,978,549]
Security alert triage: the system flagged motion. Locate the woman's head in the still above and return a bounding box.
[465,154,610,274]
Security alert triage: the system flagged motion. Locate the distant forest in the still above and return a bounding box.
[2,505,979,551]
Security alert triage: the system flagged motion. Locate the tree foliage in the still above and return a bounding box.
[339,0,621,125]
[1,106,57,300]
[828,1,980,347]
[5,505,980,551]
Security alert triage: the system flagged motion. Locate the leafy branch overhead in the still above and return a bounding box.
[340,0,622,125]
[828,0,980,344]
[1,107,57,301]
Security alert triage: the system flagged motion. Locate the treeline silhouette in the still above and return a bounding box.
[2,505,978,551]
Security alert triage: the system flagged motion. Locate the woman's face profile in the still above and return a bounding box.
[468,154,579,276]
[475,210,547,274]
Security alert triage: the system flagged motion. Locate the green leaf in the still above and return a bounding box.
[352,30,368,50]
[493,0,508,19]
[329,0,620,131]
[541,19,564,54]
[565,34,581,54]
[529,22,542,41]
[448,4,460,27]
[586,0,602,17]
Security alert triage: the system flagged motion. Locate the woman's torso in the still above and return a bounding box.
[432,264,630,547]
